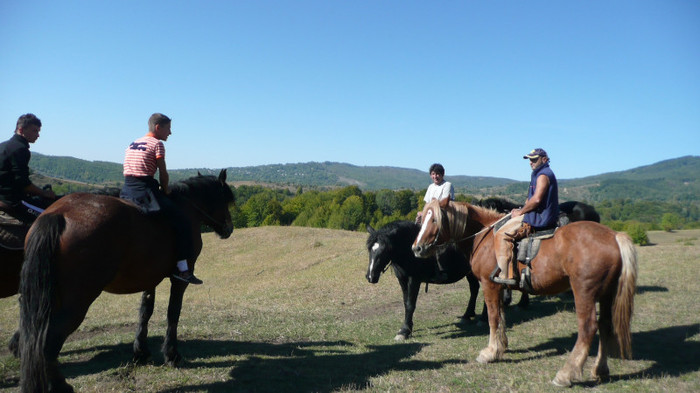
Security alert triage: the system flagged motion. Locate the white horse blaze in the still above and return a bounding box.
[369,242,380,275]
[416,209,433,246]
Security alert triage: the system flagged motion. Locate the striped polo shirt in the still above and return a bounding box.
[123,133,165,177]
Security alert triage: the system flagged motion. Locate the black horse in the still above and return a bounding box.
[366,220,480,340]
[365,200,600,340]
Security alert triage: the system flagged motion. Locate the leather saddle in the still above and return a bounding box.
[0,211,30,250]
[515,213,573,293]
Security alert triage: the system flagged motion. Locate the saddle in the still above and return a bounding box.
[515,227,556,266]
[0,212,31,250]
[515,212,572,293]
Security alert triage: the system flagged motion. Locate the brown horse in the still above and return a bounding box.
[19,170,235,393]
[0,246,23,355]
[411,198,637,387]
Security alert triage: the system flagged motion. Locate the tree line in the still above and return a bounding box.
[229,185,700,233]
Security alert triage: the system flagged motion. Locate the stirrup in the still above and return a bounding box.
[489,266,516,286]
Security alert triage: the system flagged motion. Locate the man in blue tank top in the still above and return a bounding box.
[492,148,559,285]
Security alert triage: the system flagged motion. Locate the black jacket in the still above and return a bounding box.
[0,134,32,205]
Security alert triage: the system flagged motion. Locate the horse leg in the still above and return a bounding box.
[517,292,530,309]
[476,283,507,363]
[462,272,479,321]
[163,279,188,366]
[396,277,420,340]
[43,303,95,393]
[133,289,156,363]
[8,330,20,357]
[592,296,614,381]
[479,301,488,324]
[552,290,598,387]
[503,287,512,306]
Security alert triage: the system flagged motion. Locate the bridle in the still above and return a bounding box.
[428,208,510,254]
[180,195,230,231]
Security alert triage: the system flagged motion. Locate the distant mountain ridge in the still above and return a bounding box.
[29,153,700,204]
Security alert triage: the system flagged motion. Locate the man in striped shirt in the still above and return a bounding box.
[120,113,202,284]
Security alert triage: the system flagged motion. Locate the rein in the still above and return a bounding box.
[179,195,228,230]
[434,212,511,253]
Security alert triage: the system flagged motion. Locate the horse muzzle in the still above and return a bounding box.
[412,244,431,258]
[217,223,234,239]
[366,271,380,284]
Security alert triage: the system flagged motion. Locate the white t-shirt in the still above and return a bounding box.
[424,181,454,203]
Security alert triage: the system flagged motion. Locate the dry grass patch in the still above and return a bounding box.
[1,227,699,392]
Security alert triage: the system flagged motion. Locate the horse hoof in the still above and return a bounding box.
[132,351,152,364]
[394,334,408,341]
[49,380,75,393]
[165,352,182,367]
[476,351,493,364]
[551,375,572,388]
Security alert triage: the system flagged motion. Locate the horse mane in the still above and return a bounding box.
[430,200,504,241]
[169,174,235,205]
[366,220,415,251]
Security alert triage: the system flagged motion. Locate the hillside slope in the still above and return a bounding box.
[29,153,700,203]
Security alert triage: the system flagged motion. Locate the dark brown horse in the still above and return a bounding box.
[0,248,23,298]
[412,198,637,387]
[2,193,59,355]
[19,170,235,393]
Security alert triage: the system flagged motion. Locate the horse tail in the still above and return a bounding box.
[19,213,66,392]
[612,231,638,359]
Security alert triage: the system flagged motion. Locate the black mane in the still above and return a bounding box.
[170,174,235,206]
[366,220,417,252]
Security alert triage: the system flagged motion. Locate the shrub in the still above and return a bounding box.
[625,222,649,246]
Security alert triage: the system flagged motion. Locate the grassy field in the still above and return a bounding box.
[1,227,699,392]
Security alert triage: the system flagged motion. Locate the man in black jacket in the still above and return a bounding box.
[0,113,56,222]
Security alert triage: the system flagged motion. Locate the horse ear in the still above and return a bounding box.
[197,171,202,176]
[366,224,376,234]
[218,169,227,183]
[439,197,450,209]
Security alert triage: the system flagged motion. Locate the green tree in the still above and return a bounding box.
[375,189,397,216]
[661,213,682,232]
[329,195,365,230]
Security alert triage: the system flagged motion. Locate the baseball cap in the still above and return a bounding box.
[523,148,548,159]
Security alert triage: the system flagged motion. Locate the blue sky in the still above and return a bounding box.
[1,1,698,181]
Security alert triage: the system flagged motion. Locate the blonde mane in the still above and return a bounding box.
[429,200,505,242]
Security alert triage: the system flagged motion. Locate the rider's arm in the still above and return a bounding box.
[512,174,550,217]
[156,157,170,195]
[23,183,56,199]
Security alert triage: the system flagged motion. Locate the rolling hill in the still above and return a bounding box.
[29,153,700,204]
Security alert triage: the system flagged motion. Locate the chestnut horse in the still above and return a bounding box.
[19,170,234,393]
[412,198,637,387]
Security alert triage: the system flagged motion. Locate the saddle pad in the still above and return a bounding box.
[0,212,30,250]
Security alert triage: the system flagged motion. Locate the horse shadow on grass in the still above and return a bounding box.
[427,286,670,341]
[55,338,462,393]
[425,291,578,340]
[501,323,700,386]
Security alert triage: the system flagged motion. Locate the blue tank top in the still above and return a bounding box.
[523,163,559,229]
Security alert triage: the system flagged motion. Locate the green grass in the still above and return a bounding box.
[1,228,699,392]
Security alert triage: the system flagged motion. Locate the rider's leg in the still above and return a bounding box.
[492,216,524,284]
